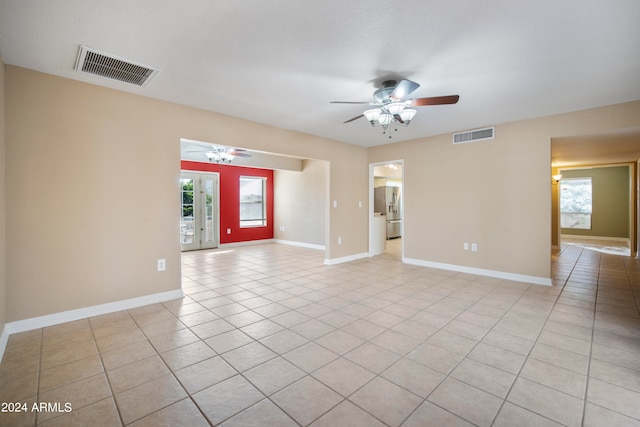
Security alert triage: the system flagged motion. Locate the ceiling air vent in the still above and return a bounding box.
[74,46,159,87]
[453,127,495,144]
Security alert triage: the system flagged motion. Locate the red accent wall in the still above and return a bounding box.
[181,160,274,244]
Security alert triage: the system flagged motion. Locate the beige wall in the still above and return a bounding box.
[0,55,6,334]
[5,66,368,321]
[274,159,328,247]
[369,101,640,280]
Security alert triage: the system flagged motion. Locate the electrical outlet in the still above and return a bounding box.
[333,200,338,208]
[157,259,166,272]
[358,201,362,208]
[338,237,342,245]
[471,243,478,252]
[279,225,285,232]
[227,228,231,234]
[464,242,469,250]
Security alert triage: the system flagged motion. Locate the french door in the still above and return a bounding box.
[180,172,219,251]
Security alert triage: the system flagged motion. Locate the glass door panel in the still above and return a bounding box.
[180,172,218,251]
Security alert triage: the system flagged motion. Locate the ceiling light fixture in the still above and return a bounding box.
[205,148,236,163]
[363,102,418,136]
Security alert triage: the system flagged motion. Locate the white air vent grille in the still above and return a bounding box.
[75,46,159,87]
[453,127,495,144]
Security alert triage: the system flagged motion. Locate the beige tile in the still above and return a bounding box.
[529,342,589,374]
[341,319,387,340]
[190,318,236,340]
[403,400,475,427]
[243,356,306,395]
[240,319,285,339]
[148,328,201,353]
[37,374,112,423]
[290,319,335,340]
[38,397,121,427]
[493,402,564,427]
[428,377,503,427]
[451,357,515,398]
[520,357,587,398]
[259,329,309,353]
[381,357,445,398]
[406,342,464,374]
[42,328,95,353]
[204,329,254,354]
[283,342,338,373]
[507,377,583,427]
[271,376,343,426]
[310,400,386,427]
[139,317,186,338]
[370,329,420,355]
[174,355,237,394]
[315,329,364,355]
[100,340,157,371]
[344,342,400,374]
[537,329,591,356]
[41,340,99,370]
[220,341,277,372]
[587,378,640,420]
[312,357,375,397]
[95,328,147,353]
[589,359,640,393]
[222,398,298,427]
[178,310,219,327]
[592,342,639,372]
[115,374,187,425]
[39,354,104,393]
[160,341,217,371]
[481,329,534,355]
[350,376,422,426]
[129,398,209,427]
[426,330,478,355]
[107,354,170,394]
[583,402,640,427]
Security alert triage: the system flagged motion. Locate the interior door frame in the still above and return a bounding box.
[368,159,404,258]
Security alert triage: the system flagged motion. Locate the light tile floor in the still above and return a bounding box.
[1,241,639,426]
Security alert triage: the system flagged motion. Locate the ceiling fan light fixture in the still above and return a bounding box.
[386,102,405,116]
[364,108,381,125]
[378,113,393,127]
[400,108,417,123]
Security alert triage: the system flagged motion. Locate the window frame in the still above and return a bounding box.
[559,177,593,230]
[239,176,267,228]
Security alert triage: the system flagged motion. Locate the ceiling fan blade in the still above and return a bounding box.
[230,151,252,158]
[390,79,420,100]
[330,101,370,104]
[343,114,365,123]
[410,95,460,107]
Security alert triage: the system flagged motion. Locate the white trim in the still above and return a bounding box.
[0,326,9,365]
[273,239,325,251]
[324,252,368,265]
[403,257,552,286]
[0,289,184,362]
[218,238,275,248]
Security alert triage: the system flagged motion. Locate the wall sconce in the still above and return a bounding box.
[552,174,562,185]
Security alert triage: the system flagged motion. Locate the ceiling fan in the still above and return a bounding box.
[331,79,459,135]
[185,144,252,164]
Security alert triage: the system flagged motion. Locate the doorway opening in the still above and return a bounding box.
[369,160,404,260]
[180,172,219,251]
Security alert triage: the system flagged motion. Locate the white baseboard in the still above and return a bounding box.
[324,252,369,265]
[403,257,552,286]
[273,239,325,251]
[0,288,183,363]
[218,239,275,248]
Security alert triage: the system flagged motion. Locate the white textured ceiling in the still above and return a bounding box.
[1,0,639,148]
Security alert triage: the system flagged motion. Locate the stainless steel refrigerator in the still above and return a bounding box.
[374,186,402,239]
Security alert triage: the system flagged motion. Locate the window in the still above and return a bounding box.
[560,177,592,229]
[240,176,266,227]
